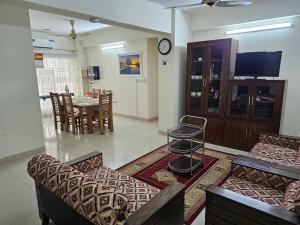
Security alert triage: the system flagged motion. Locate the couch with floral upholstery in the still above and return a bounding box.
[249,133,300,168]
[205,155,300,225]
[27,151,185,225]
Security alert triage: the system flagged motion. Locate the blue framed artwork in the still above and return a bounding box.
[119,53,142,76]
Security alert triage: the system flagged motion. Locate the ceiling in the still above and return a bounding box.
[29,10,110,35]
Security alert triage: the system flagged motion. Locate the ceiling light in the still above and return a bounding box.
[101,41,126,50]
[225,22,292,35]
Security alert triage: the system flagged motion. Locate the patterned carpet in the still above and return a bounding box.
[117,144,234,224]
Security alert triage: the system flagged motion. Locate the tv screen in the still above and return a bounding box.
[235,51,282,77]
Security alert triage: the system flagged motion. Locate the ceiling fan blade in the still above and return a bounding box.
[48,33,69,37]
[215,0,252,7]
[165,2,204,9]
[78,33,90,37]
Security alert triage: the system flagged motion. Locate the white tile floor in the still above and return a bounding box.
[0,116,243,225]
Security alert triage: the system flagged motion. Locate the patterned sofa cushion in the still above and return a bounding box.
[231,164,293,192]
[249,143,298,167]
[281,181,300,212]
[28,154,129,225]
[222,177,284,207]
[27,154,74,195]
[85,166,160,214]
[72,154,103,173]
[259,134,300,151]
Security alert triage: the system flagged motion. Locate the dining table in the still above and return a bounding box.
[72,96,116,134]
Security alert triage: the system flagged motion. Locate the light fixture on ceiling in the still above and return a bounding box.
[101,41,126,50]
[225,22,292,35]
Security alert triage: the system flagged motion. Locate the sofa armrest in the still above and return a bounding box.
[125,181,185,225]
[67,151,103,173]
[206,185,300,225]
[232,156,300,192]
[259,133,300,150]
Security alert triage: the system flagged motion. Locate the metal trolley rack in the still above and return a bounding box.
[167,115,207,175]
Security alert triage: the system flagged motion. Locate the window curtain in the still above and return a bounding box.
[36,53,81,116]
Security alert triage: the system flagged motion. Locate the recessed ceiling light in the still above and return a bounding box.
[44,28,51,31]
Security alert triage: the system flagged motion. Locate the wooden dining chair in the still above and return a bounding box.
[61,94,80,134]
[50,92,64,131]
[97,93,113,135]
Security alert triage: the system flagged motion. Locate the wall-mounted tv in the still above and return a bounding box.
[234,51,282,78]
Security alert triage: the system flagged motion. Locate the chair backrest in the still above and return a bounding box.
[99,93,112,117]
[92,89,101,98]
[50,92,62,115]
[102,89,112,94]
[62,94,75,117]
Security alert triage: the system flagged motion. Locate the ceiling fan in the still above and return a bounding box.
[149,0,252,8]
[36,20,90,39]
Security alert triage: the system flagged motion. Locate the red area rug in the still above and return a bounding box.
[118,144,234,225]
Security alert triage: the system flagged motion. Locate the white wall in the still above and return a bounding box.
[158,10,192,132]
[147,38,159,119]
[84,37,158,120]
[17,0,171,33]
[0,2,44,159]
[192,16,300,136]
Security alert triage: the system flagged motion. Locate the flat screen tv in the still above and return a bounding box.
[234,51,282,78]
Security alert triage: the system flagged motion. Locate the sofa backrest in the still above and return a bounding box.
[28,154,129,225]
[259,134,300,151]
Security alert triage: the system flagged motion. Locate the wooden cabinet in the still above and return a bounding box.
[225,80,285,151]
[224,120,249,149]
[185,39,286,151]
[186,39,238,117]
[185,39,238,143]
[227,80,285,123]
[224,120,277,151]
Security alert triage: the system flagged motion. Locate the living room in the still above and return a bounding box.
[0,0,300,225]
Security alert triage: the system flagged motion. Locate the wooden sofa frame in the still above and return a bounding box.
[205,155,300,225]
[34,151,185,225]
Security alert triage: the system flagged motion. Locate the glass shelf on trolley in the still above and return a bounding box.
[168,156,203,175]
[169,140,204,154]
[168,124,204,139]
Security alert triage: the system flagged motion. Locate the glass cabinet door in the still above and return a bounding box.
[228,83,251,119]
[189,46,206,114]
[206,45,225,114]
[252,84,277,121]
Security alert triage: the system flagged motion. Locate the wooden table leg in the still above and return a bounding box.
[80,107,84,135]
[88,107,93,134]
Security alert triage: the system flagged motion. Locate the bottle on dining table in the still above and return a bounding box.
[65,85,69,94]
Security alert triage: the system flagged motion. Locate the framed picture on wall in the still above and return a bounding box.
[119,53,142,76]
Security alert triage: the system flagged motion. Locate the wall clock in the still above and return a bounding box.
[158,38,172,55]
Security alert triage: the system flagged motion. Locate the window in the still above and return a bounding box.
[36,53,80,115]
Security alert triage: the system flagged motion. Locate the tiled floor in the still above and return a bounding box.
[0,116,244,225]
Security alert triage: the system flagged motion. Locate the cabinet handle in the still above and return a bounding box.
[252,97,254,106]
[245,129,248,140]
[249,129,251,140]
[204,79,207,87]
[248,96,251,106]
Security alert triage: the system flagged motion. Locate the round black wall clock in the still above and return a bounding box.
[158,38,172,55]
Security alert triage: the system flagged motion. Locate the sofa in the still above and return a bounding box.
[249,133,300,168]
[27,151,185,225]
[206,155,300,225]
